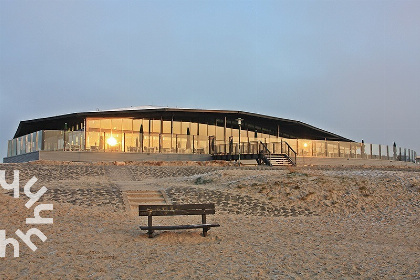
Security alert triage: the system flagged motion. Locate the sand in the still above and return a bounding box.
[0,161,419,279]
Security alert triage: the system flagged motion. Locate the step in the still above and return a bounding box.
[128,197,165,202]
[126,193,163,198]
[268,155,293,166]
[130,203,166,211]
[124,190,169,213]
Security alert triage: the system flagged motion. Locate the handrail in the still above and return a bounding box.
[259,141,272,166]
[280,140,297,166]
[259,141,271,155]
[283,141,297,165]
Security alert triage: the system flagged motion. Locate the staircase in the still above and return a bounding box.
[212,140,297,166]
[124,190,169,213]
[264,154,294,166]
[259,141,296,166]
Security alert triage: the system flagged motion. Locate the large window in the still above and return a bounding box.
[172,121,182,135]
[162,121,171,134]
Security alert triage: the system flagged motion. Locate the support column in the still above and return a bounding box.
[325,139,328,157]
[379,145,381,160]
[171,116,174,152]
[361,141,365,159]
[393,143,397,160]
[311,141,314,157]
[84,119,87,151]
[123,133,126,152]
[338,142,341,158]
[224,117,227,151]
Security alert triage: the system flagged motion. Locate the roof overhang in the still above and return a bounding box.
[13,107,353,142]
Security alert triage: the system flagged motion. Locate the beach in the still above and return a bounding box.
[0,161,419,279]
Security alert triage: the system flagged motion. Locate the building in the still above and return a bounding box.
[3,106,417,164]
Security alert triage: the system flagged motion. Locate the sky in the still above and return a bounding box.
[0,0,419,159]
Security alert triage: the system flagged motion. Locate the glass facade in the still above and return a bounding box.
[7,130,85,157]
[6,116,417,163]
[85,117,232,154]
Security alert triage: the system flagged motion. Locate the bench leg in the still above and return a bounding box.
[202,214,207,237]
[148,215,154,238]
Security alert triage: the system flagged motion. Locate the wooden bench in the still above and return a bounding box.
[139,204,220,238]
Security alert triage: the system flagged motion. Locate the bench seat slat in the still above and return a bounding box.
[139,203,216,216]
[140,223,220,231]
[139,203,215,210]
[139,209,215,216]
[139,204,214,211]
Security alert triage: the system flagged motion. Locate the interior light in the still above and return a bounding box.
[107,136,117,146]
[303,143,308,148]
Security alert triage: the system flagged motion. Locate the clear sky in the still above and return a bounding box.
[1,0,419,159]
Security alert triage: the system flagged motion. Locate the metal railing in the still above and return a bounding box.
[281,140,297,165]
[258,141,272,166]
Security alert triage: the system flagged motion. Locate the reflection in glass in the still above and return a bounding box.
[105,132,121,152]
[122,119,132,132]
[162,121,171,134]
[151,120,161,134]
[172,121,182,135]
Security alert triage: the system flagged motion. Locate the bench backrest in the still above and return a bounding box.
[139,204,215,216]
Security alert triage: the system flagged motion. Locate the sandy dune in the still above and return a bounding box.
[0,161,419,279]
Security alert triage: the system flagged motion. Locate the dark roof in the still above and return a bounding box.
[13,107,353,142]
